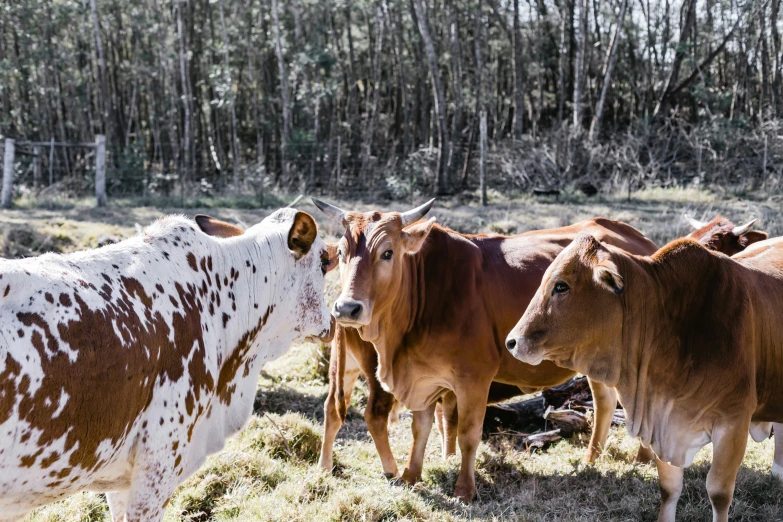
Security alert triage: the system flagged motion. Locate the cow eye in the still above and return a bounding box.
[337,248,343,259]
[321,259,329,275]
[552,282,569,295]
[381,249,393,261]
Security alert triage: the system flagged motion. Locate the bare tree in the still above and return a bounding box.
[218,0,241,187]
[177,0,194,178]
[89,0,112,143]
[360,3,384,182]
[447,0,465,179]
[271,0,290,180]
[512,0,526,139]
[653,0,697,118]
[412,0,449,194]
[572,0,587,128]
[772,0,782,116]
[589,0,628,141]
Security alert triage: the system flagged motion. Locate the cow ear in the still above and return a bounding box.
[325,242,340,272]
[195,215,244,238]
[740,230,768,248]
[403,217,436,254]
[288,211,318,259]
[593,261,625,295]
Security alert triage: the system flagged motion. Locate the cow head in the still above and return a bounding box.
[312,198,436,341]
[505,234,624,373]
[685,215,767,256]
[196,210,334,342]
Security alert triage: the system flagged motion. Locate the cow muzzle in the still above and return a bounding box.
[332,299,369,325]
[505,335,545,366]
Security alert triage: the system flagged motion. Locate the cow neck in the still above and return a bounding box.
[212,233,286,370]
[372,236,427,394]
[610,243,732,443]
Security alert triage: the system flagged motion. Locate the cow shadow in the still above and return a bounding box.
[252,372,373,444]
[413,452,783,521]
[253,371,327,421]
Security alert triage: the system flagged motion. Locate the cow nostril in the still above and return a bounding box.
[349,303,362,319]
[506,338,517,351]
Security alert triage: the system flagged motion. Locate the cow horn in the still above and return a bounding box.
[400,198,436,227]
[684,214,708,230]
[732,218,757,236]
[311,198,347,225]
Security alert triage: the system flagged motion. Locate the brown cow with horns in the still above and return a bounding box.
[313,198,658,502]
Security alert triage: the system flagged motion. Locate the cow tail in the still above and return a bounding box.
[331,324,349,423]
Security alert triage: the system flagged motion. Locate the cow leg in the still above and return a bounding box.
[319,363,361,472]
[452,381,492,503]
[124,464,176,522]
[106,490,130,522]
[773,423,783,479]
[440,392,458,459]
[365,381,399,478]
[707,422,748,522]
[585,378,617,462]
[398,402,437,486]
[655,456,684,522]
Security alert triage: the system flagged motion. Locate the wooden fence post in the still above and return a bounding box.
[1,138,15,208]
[33,146,41,190]
[95,134,107,207]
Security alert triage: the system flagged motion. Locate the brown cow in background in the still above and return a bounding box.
[314,198,658,502]
[685,214,768,255]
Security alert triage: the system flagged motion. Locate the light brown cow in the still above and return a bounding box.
[319,324,530,480]
[506,234,783,522]
[313,198,658,502]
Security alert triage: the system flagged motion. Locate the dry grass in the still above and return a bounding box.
[11,188,783,522]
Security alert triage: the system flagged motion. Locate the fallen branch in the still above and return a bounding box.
[543,406,590,435]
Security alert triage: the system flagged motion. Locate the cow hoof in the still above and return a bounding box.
[382,472,395,480]
[452,487,475,504]
[391,471,419,487]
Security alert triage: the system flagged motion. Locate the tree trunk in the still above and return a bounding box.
[412,0,449,195]
[90,0,113,144]
[572,0,587,128]
[557,0,568,125]
[177,0,194,181]
[652,0,697,118]
[589,0,628,141]
[360,3,384,185]
[271,0,290,182]
[246,0,264,166]
[512,0,526,139]
[447,0,465,181]
[480,109,487,206]
[771,0,782,117]
[218,0,241,188]
[391,2,411,158]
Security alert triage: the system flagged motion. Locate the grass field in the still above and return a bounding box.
[6,188,783,522]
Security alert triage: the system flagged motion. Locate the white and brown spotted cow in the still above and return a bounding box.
[0,208,333,522]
